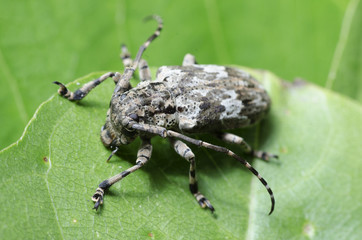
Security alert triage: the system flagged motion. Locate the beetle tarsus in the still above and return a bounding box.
[194,193,214,213]
[53,81,69,96]
[92,187,105,211]
[253,150,279,161]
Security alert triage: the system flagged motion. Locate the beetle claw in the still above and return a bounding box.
[92,188,105,211]
[53,81,69,96]
[195,193,215,213]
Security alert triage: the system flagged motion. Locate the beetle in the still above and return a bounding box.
[54,15,277,214]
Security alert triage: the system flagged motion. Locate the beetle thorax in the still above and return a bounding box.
[115,81,177,129]
[101,81,178,147]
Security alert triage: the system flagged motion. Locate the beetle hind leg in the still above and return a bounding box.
[217,132,278,161]
[130,125,275,214]
[182,53,197,66]
[139,59,152,81]
[171,139,215,212]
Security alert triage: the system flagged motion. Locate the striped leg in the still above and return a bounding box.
[171,139,214,212]
[92,138,152,210]
[56,16,163,100]
[165,130,275,215]
[121,44,133,68]
[53,72,122,101]
[182,53,197,66]
[129,120,274,214]
[217,132,278,161]
[121,45,151,82]
[139,59,151,81]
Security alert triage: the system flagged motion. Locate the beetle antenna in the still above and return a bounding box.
[133,15,163,69]
[114,15,163,94]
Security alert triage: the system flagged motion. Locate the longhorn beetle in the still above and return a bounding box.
[54,15,277,214]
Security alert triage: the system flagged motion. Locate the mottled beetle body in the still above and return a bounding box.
[54,16,277,215]
[102,65,270,146]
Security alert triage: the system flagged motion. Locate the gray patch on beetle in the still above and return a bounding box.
[53,16,277,215]
[153,65,270,132]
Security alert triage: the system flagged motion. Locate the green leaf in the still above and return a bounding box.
[0,0,350,149]
[326,0,362,102]
[1,67,361,239]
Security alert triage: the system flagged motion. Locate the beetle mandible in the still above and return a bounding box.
[54,15,277,214]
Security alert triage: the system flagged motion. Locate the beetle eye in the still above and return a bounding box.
[129,113,139,122]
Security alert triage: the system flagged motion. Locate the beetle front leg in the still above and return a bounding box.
[121,44,133,68]
[92,138,152,210]
[170,139,214,212]
[139,59,152,81]
[217,132,278,161]
[121,45,151,82]
[53,72,121,101]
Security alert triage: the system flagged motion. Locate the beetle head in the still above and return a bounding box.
[100,107,139,148]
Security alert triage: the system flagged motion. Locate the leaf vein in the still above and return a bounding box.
[203,0,230,63]
[46,110,68,239]
[326,0,360,89]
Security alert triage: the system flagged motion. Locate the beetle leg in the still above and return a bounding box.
[139,59,152,81]
[217,132,278,161]
[182,53,197,66]
[166,130,275,215]
[121,44,133,67]
[53,72,122,101]
[122,45,151,82]
[92,138,152,210]
[170,139,214,212]
[130,123,275,215]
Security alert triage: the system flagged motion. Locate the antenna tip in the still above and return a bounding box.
[268,197,275,215]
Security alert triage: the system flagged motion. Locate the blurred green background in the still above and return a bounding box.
[0,0,360,150]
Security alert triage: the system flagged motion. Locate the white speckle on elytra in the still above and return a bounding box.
[155,67,182,82]
[201,65,228,78]
[220,90,243,119]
